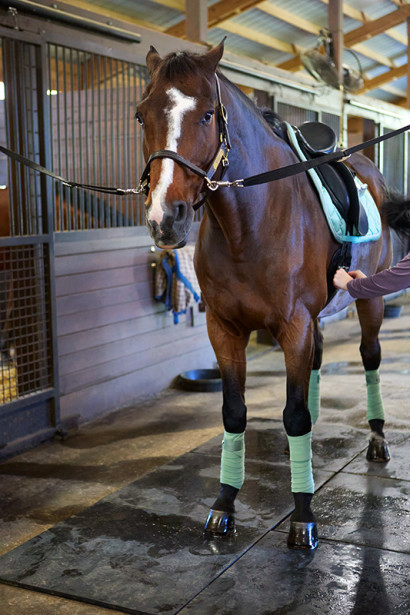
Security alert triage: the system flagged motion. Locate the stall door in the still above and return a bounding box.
[0,36,59,457]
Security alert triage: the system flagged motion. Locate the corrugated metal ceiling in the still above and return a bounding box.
[43,0,410,106]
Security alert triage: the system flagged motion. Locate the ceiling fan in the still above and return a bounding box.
[301,30,364,93]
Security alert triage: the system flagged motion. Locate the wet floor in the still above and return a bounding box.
[0,295,409,614]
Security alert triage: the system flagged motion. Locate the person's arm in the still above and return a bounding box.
[334,252,410,299]
[348,253,410,298]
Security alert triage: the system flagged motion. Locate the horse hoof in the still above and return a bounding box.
[366,434,391,463]
[287,521,318,550]
[203,509,235,537]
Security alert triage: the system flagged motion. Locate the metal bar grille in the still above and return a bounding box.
[3,39,44,238]
[277,103,318,126]
[383,126,405,194]
[0,37,56,422]
[321,112,340,141]
[47,44,148,231]
[0,244,52,402]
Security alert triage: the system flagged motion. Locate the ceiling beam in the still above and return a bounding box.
[256,2,319,35]
[329,0,344,86]
[165,0,262,38]
[344,6,410,46]
[186,0,207,43]
[149,0,184,10]
[358,63,408,94]
[52,0,165,31]
[278,7,406,73]
[407,17,410,109]
[380,83,407,98]
[256,2,394,70]
[278,45,396,74]
[318,0,407,45]
[218,21,296,54]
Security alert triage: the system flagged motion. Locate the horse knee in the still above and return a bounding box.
[283,402,312,437]
[222,401,247,433]
[360,341,381,371]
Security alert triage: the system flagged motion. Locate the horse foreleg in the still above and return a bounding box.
[356,297,390,462]
[277,315,318,550]
[203,311,249,537]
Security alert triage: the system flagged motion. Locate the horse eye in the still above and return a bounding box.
[135,113,144,126]
[201,111,214,125]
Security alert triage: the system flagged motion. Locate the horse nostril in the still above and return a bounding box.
[175,202,186,222]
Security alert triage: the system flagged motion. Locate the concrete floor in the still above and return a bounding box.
[0,294,409,614]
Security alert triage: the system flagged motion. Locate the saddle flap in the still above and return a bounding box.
[297,121,337,155]
[335,161,369,236]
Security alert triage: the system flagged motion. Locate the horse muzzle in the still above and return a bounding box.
[146,200,193,249]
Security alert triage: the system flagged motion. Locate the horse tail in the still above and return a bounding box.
[381,192,410,238]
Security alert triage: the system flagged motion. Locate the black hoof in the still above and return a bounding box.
[366,434,391,463]
[287,521,318,550]
[203,509,235,537]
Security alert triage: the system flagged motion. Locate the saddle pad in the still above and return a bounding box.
[286,122,381,244]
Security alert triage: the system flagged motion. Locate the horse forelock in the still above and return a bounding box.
[158,51,204,80]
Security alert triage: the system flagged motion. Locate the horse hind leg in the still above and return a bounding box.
[308,318,323,426]
[356,297,391,462]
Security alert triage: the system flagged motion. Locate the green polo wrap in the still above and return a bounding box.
[287,431,314,494]
[365,369,385,421]
[308,369,321,425]
[220,431,245,489]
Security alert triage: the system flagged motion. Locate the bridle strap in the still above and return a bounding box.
[138,73,230,209]
[140,150,208,184]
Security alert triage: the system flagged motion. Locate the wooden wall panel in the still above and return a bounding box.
[59,345,216,422]
[55,229,216,422]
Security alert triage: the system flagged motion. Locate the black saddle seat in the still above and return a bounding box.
[297,121,337,154]
[293,122,369,239]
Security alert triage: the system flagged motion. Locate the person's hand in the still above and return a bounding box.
[348,269,367,280]
[333,268,354,291]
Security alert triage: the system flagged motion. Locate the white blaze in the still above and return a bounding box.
[148,88,196,225]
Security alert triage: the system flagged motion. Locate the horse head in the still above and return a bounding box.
[136,42,225,248]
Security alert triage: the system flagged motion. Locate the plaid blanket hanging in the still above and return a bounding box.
[154,245,201,323]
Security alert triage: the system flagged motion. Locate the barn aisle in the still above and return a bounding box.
[0,295,409,615]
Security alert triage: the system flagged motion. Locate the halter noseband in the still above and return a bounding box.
[137,74,231,211]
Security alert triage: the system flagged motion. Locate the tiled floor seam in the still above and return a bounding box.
[269,532,410,557]
[173,459,359,615]
[173,520,287,615]
[0,579,140,615]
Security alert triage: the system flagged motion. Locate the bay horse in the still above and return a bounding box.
[136,41,408,549]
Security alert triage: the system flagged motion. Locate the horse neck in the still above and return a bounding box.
[205,80,293,253]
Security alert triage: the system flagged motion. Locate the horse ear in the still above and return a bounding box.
[202,38,226,73]
[146,45,162,75]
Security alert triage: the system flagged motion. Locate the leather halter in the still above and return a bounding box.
[137,74,231,210]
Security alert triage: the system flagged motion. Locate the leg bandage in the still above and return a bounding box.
[308,369,321,425]
[220,431,245,490]
[287,431,314,494]
[365,370,385,422]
